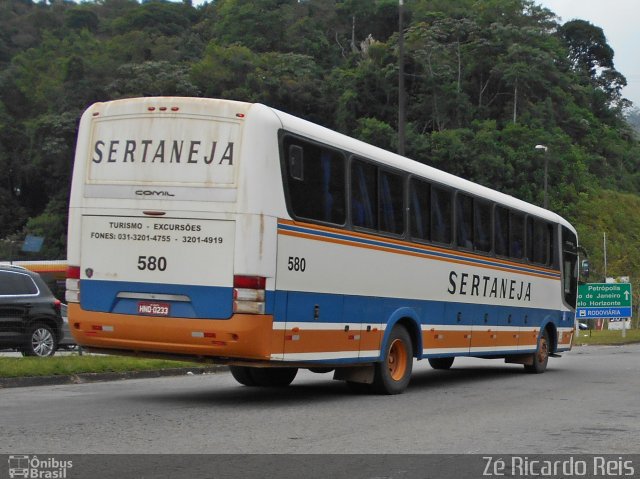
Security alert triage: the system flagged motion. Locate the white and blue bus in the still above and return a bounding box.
[66,97,578,394]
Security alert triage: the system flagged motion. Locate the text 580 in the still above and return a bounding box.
[137,255,167,271]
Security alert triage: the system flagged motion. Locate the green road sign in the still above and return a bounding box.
[577,283,632,319]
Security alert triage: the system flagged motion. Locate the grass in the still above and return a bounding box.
[573,328,640,346]
[0,354,208,379]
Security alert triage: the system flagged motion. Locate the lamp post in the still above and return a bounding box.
[398,0,406,156]
[534,144,548,209]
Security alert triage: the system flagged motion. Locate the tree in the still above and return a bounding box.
[211,0,297,52]
[493,41,556,124]
[559,20,613,78]
[107,61,200,98]
[558,19,627,108]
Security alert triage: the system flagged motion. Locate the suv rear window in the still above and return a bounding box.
[0,271,39,295]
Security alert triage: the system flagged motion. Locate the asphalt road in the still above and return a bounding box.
[1,344,639,455]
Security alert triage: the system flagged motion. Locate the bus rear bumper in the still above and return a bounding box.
[67,303,278,360]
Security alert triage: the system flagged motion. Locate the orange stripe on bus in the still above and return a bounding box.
[421,329,538,350]
[282,328,381,354]
[423,330,472,350]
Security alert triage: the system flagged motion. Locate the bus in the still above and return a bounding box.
[66,97,578,394]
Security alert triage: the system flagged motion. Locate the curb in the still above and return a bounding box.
[573,340,640,347]
[0,366,228,389]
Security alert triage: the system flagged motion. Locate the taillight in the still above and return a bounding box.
[233,275,266,314]
[53,299,61,311]
[67,266,80,279]
[233,276,265,289]
[65,266,81,303]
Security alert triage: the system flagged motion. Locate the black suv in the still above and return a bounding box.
[0,265,64,357]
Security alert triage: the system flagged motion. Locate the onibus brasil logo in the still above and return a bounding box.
[8,455,73,479]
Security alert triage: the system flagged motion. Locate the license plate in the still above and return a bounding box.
[137,301,170,316]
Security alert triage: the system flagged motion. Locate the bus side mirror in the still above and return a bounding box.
[289,145,304,181]
[580,259,590,279]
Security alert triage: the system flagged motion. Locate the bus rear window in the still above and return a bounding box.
[283,136,346,226]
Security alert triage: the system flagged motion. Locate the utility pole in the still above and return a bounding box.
[398,0,406,157]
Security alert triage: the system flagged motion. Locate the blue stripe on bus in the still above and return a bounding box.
[273,290,574,360]
[80,280,275,318]
[278,222,561,279]
[273,290,570,328]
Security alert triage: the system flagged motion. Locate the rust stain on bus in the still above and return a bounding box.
[259,213,265,259]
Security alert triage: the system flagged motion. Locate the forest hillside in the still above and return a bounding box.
[1,0,639,299]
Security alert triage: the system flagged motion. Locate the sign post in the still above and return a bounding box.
[577,283,632,337]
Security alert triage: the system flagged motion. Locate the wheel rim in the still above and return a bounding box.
[32,328,54,357]
[387,338,408,381]
[537,336,549,364]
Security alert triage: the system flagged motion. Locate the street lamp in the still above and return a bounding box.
[534,144,548,209]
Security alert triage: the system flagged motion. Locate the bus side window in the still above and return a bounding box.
[561,226,578,306]
[379,170,404,235]
[431,186,452,244]
[284,137,346,226]
[547,223,555,266]
[456,193,473,249]
[289,145,304,181]
[351,159,378,230]
[409,179,430,241]
[531,219,552,265]
[473,199,492,253]
[509,212,524,259]
[526,217,534,262]
[494,206,509,256]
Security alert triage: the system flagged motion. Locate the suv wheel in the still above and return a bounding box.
[22,323,57,357]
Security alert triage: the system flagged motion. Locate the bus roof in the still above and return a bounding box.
[75,97,576,235]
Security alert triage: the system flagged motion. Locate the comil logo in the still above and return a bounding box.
[8,455,73,479]
[135,190,175,197]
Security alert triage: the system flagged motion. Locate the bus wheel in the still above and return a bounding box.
[250,368,298,387]
[372,325,413,394]
[229,366,258,386]
[525,330,550,374]
[428,357,454,370]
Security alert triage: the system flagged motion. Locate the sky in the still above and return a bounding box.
[536,0,640,107]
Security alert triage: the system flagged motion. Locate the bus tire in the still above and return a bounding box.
[372,325,413,395]
[250,367,298,387]
[229,366,258,386]
[525,330,550,374]
[428,357,454,370]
